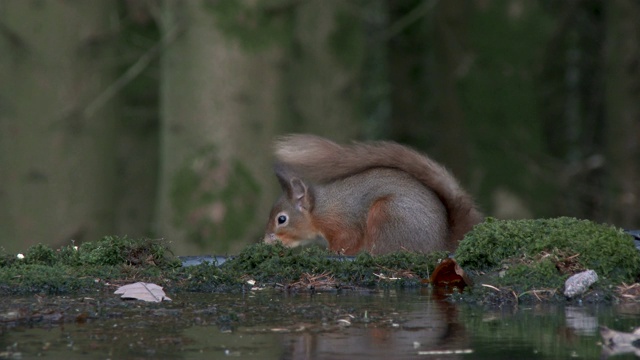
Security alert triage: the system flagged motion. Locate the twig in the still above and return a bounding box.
[384,0,438,41]
[481,284,501,291]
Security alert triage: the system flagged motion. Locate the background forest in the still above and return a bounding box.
[1,0,638,255]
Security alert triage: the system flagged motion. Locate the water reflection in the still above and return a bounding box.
[272,289,469,359]
[1,289,640,359]
[565,306,598,336]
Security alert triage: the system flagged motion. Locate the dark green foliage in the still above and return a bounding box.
[456,217,640,286]
[24,243,57,266]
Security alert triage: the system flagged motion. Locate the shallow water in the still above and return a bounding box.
[1,289,639,359]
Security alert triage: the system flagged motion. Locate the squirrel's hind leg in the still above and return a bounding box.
[365,196,399,255]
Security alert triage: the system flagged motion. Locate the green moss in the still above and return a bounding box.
[221,243,447,287]
[0,238,445,295]
[0,236,179,295]
[0,265,84,294]
[499,259,565,290]
[175,262,240,292]
[1,219,637,302]
[24,243,57,266]
[456,217,640,287]
[73,235,179,268]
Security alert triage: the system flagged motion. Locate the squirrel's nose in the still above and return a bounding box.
[263,233,278,244]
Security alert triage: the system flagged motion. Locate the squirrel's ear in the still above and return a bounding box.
[289,178,313,211]
[274,163,314,211]
[274,163,293,191]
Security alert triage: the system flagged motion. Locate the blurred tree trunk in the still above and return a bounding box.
[430,0,472,179]
[462,1,552,218]
[539,1,607,221]
[285,0,365,141]
[0,1,118,252]
[605,0,640,228]
[156,1,288,255]
[385,0,471,180]
[386,0,432,144]
[112,3,162,238]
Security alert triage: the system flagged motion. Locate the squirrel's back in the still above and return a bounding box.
[264,134,483,254]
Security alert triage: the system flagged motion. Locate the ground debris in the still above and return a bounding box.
[617,282,640,301]
[287,272,341,292]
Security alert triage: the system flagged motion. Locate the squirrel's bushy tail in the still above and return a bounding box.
[275,134,482,242]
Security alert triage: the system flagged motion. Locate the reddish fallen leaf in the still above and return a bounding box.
[76,312,89,323]
[429,258,473,289]
[114,282,172,302]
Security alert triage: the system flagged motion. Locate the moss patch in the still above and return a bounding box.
[1,218,638,304]
[0,237,447,296]
[454,217,640,303]
[0,236,180,295]
[221,243,447,288]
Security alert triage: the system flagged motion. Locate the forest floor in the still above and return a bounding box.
[1,217,639,322]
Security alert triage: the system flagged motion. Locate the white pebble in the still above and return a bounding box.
[564,270,598,298]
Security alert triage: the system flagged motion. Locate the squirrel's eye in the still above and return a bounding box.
[277,214,288,225]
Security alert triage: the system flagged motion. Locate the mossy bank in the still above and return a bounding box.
[1,217,638,305]
[454,217,640,304]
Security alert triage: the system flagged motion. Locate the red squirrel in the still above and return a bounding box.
[263,134,483,255]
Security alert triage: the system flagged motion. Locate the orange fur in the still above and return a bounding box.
[365,196,391,253]
[313,213,364,255]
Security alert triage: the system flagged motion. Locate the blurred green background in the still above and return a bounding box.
[1,0,638,255]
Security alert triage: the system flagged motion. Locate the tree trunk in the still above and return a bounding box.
[385,0,471,181]
[462,1,552,218]
[538,1,607,221]
[156,0,288,255]
[112,4,161,239]
[386,0,433,145]
[430,0,471,179]
[286,0,365,141]
[605,0,640,228]
[0,1,118,252]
